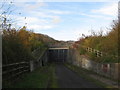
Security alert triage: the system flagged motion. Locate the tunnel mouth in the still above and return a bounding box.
[48,48,68,63]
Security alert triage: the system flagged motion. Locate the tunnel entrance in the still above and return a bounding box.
[48,48,69,63]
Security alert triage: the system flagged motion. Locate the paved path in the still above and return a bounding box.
[55,64,101,88]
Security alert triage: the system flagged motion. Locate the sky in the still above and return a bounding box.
[0,0,119,41]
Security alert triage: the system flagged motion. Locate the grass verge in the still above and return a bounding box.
[3,63,58,88]
[47,63,58,88]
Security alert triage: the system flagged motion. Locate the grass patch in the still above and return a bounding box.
[64,63,115,88]
[4,63,58,88]
[48,63,58,88]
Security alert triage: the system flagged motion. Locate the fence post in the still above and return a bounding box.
[0,65,2,90]
[97,50,99,57]
[30,60,34,72]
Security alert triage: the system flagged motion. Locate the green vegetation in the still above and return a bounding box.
[79,46,86,55]
[64,63,116,88]
[48,63,58,88]
[4,63,58,88]
[73,20,119,63]
[2,26,57,65]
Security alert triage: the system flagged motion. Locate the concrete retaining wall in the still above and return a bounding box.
[30,51,48,72]
[68,48,119,80]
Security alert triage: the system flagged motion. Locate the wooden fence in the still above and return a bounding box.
[86,47,103,57]
[2,62,30,83]
[86,47,118,59]
[2,48,49,87]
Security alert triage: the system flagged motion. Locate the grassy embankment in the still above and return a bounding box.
[5,63,58,88]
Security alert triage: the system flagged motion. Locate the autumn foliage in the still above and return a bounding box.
[2,26,51,64]
[75,20,119,63]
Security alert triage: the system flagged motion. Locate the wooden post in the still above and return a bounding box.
[30,61,34,72]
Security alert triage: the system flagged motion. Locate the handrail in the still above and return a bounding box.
[3,66,29,74]
[3,62,29,67]
[86,47,118,63]
[36,48,48,62]
[3,47,48,83]
[32,47,48,59]
[2,61,30,82]
[86,47,103,57]
[86,47,118,58]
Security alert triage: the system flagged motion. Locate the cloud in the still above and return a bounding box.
[91,3,118,16]
[45,9,72,15]
[28,24,54,30]
[80,13,113,20]
[13,1,47,11]
[3,0,119,2]
[48,27,92,41]
[81,13,102,18]
[28,11,62,24]
[12,2,72,25]
[8,14,55,30]
[25,2,47,10]
[51,16,61,23]
[29,11,58,18]
[4,1,117,41]
[25,17,48,24]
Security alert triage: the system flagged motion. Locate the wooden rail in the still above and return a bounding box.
[86,47,118,59]
[2,62,30,82]
[3,48,49,86]
[86,47,103,57]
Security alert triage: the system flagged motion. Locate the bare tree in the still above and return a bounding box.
[0,0,27,32]
[0,0,15,31]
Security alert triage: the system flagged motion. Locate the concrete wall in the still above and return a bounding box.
[68,48,119,80]
[30,51,48,72]
[0,32,2,89]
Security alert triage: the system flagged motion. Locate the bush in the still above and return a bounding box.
[77,20,118,63]
[2,27,47,65]
[79,47,86,55]
[87,52,96,60]
[100,55,119,63]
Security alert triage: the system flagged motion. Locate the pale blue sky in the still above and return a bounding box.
[0,1,118,41]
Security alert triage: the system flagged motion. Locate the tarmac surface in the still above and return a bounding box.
[55,64,101,88]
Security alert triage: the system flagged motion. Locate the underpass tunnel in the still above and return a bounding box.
[48,48,69,63]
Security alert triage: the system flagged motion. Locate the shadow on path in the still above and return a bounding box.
[55,63,101,88]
